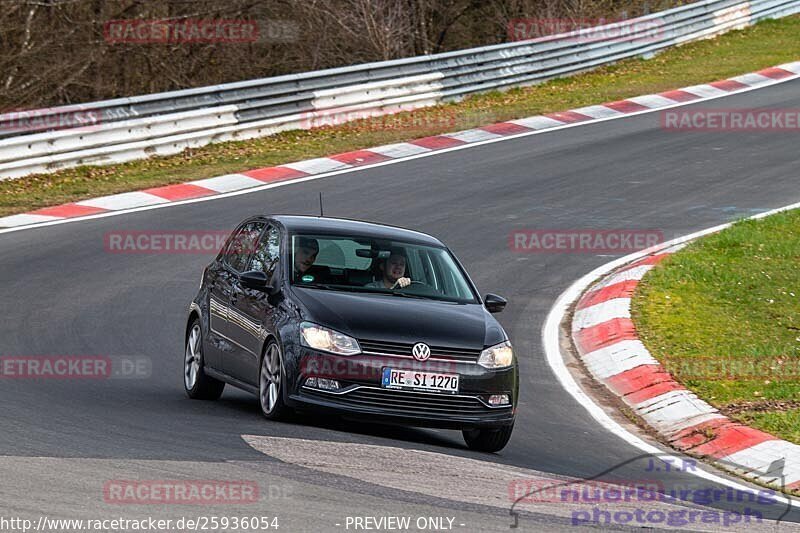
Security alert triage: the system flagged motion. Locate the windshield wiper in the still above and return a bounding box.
[298,284,432,300]
[294,283,337,291]
[353,287,429,299]
[386,291,428,299]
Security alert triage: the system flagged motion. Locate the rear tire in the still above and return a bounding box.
[184,319,225,400]
[462,424,514,452]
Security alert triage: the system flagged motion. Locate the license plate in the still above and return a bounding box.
[381,368,459,393]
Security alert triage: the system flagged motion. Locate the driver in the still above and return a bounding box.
[294,237,319,280]
[367,250,411,289]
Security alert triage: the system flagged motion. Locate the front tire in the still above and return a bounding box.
[259,340,291,420]
[463,424,514,452]
[184,319,225,400]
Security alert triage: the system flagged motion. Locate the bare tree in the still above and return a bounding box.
[0,0,694,110]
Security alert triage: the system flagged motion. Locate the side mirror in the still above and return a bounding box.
[484,293,507,314]
[240,270,272,292]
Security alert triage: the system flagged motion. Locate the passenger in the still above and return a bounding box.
[294,237,319,280]
[367,250,411,289]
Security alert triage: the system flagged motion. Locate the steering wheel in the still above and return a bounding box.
[390,280,425,290]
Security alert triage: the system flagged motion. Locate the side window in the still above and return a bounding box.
[249,225,281,278]
[224,221,265,272]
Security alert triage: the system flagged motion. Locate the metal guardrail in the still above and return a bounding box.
[0,0,797,179]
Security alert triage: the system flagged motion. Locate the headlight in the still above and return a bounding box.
[300,322,361,356]
[478,341,514,369]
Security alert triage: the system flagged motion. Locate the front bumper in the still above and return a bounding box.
[287,348,517,430]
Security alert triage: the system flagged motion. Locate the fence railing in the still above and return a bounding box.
[0,0,797,180]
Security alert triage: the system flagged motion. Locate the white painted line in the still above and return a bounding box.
[0,213,62,227]
[571,105,623,119]
[76,191,168,211]
[1,69,798,234]
[368,142,431,159]
[627,94,680,108]
[188,173,264,193]
[572,298,631,331]
[582,340,659,380]
[543,199,800,506]
[680,84,729,98]
[662,242,688,253]
[508,116,566,129]
[283,157,351,175]
[443,129,502,143]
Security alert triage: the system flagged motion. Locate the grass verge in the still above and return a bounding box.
[1,15,799,217]
[632,208,800,443]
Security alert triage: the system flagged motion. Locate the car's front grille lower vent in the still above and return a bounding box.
[304,387,496,416]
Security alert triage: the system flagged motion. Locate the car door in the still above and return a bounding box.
[214,220,266,377]
[205,223,252,371]
[227,224,281,385]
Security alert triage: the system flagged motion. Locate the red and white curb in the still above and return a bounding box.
[1,61,799,231]
[570,218,800,493]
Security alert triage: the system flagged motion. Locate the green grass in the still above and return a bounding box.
[736,409,800,443]
[1,15,799,217]
[632,209,800,443]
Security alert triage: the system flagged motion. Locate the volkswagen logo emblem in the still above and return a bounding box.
[412,342,431,361]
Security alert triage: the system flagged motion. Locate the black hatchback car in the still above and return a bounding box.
[184,215,518,452]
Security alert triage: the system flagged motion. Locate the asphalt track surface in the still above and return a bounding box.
[1,79,799,532]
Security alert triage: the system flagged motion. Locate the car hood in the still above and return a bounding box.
[291,287,505,349]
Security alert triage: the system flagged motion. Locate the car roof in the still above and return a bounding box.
[265,215,444,247]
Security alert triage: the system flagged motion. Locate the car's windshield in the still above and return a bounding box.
[289,233,477,303]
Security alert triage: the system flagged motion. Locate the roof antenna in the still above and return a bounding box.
[318,192,324,217]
